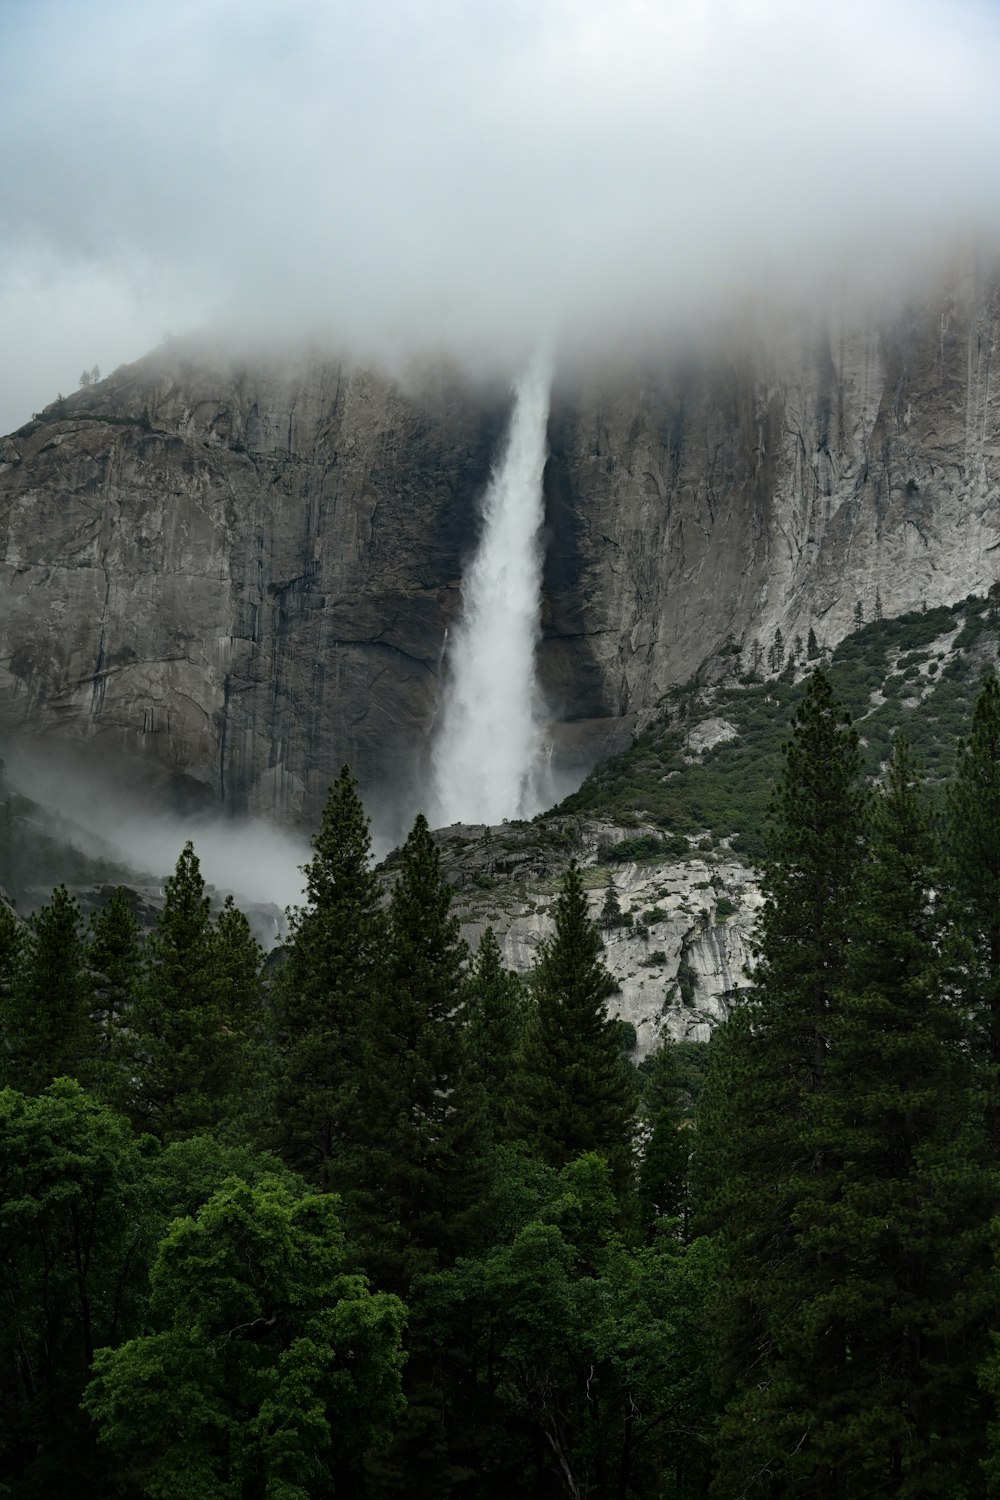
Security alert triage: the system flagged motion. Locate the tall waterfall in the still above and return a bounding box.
[431,354,552,826]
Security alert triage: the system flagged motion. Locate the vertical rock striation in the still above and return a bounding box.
[1,270,999,829]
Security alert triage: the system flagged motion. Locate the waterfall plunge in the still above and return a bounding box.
[431,355,552,827]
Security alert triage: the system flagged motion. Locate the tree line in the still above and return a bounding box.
[0,669,999,1497]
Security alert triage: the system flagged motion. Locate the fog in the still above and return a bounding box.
[5,741,310,926]
[3,0,1000,433]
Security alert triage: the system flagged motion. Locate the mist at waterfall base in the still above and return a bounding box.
[4,740,309,939]
[430,357,557,829]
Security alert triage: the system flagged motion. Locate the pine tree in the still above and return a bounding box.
[945,674,1000,1145]
[1,885,96,1093]
[807,625,820,659]
[636,1038,691,1236]
[213,894,266,1136]
[698,669,869,1496]
[87,887,144,1104]
[465,927,525,1144]
[270,766,386,1184]
[0,900,23,1009]
[600,876,623,930]
[513,860,636,1196]
[120,843,230,1139]
[351,814,481,1291]
[793,738,990,1492]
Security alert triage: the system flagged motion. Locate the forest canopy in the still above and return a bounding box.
[2,675,1000,1497]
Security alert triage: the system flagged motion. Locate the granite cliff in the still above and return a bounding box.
[1,269,998,832]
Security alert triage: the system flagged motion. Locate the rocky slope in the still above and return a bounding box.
[1,267,999,832]
[435,816,758,1060]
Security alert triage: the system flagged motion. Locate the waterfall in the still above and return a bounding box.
[431,354,552,826]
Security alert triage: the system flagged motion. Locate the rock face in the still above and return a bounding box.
[430,816,758,1058]
[2,267,999,830]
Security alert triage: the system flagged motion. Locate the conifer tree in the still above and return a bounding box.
[793,737,990,1492]
[87,887,144,1104]
[698,669,868,1496]
[465,926,524,1144]
[351,813,481,1291]
[1,885,96,1093]
[270,766,386,1184]
[213,894,266,1134]
[636,1038,691,1236]
[0,900,23,1008]
[600,875,623,930]
[120,843,231,1139]
[513,860,636,1196]
[946,674,1000,1143]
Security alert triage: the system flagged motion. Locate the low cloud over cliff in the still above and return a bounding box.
[3,0,1000,430]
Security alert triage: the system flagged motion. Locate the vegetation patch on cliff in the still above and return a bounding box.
[557,592,1000,862]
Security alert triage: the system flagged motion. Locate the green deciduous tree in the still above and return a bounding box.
[0,1080,151,1498]
[84,1176,406,1500]
[419,1153,718,1499]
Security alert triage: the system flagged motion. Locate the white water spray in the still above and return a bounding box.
[431,354,552,826]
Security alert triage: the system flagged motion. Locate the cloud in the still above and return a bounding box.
[2,0,1000,430]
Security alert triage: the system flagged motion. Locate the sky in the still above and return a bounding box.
[2,0,1000,434]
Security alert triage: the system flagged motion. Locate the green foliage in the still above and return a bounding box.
[513,861,637,1196]
[86,886,144,1104]
[270,766,387,1184]
[417,1153,718,1497]
[84,1177,406,1500]
[465,927,526,1143]
[700,681,993,1495]
[1,884,96,1093]
[637,1040,693,1233]
[558,598,998,862]
[351,813,483,1291]
[119,843,249,1140]
[946,675,1000,1122]
[0,899,23,1000]
[8,657,1000,1496]
[0,1080,151,1497]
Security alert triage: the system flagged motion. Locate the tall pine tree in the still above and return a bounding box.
[698,669,868,1497]
[795,737,990,1493]
[946,673,1000,1146]
[513,859,636,1197]
[465,926,525,1145]
[120,843,232,1139]
[1,886,96,1094]
[270,766,386,1185]
[351,813,481,1293]
[86,887,144,1107]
